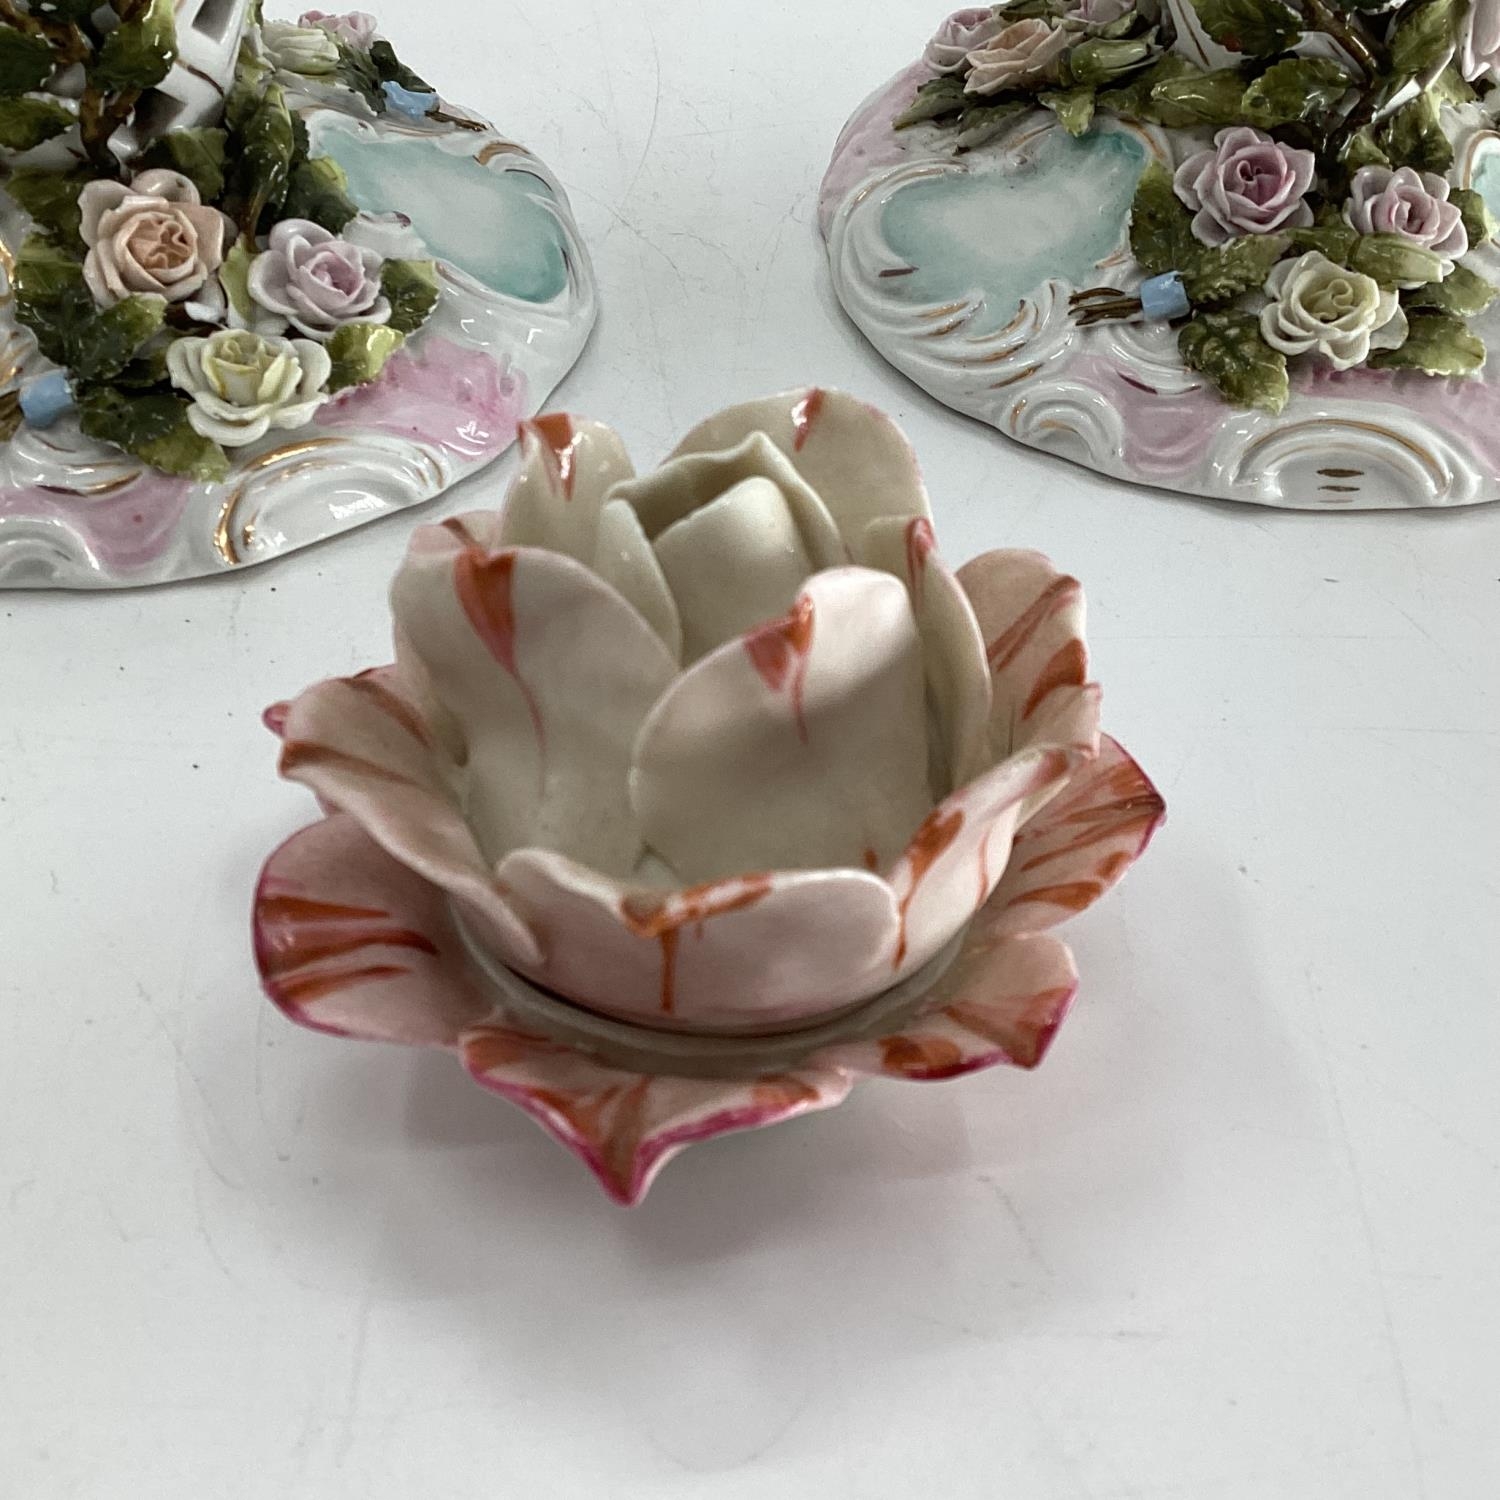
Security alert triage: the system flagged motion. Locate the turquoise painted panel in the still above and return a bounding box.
[1473,149,1500,223]
[317,128,569,304]
[881,124,1147,336]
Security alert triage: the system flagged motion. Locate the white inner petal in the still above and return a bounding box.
[593,499,684,664]
[651,476,816,662]
[631,568,934,883]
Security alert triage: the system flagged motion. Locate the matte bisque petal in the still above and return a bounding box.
[497,415,635,562]
[650,475,818,662]
[813,933,1079,1080]
[609,433,844,572]
[632,567,933,883]
[277,670,543,970]
[490,848,904,1031]
[863,516,993,792]
[957,549,1100,760]
[592,499,683,663]
[667,388,933,552]
[989,735,1166,937]
[391,531,678,878]
[254,814,495,1047]
[462,1025,851,1205]
[884,745,1083,981]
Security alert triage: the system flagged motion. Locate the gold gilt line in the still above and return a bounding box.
[990,362,1041,390]
[476,139,526,165]
[1240,419,1445,489]
[214,438,348,566]
[214,441,449,566]
[39,473,137,498]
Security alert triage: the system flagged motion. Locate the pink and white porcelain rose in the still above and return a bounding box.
[254,391,1163,1201]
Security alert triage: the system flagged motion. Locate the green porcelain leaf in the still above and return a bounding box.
[12,235,93,365]
[1183,232,1289,305]
[77,389,230,482]
[1350,232,1445,288]
[218,241,255,325]
[955,98,1030,151]
[0,25,56,99]
[895,75,969,129]
[283,155,359,232]
[1451,187,1498,248]
[1369,309,1486,375]
[1389,0,1460,76]
[326,322,406,392]
[68,295,168,383]
[134,128,229,202]
[229,82,296,228]
[1098,55,1202,127]
[1406,265,1499,317]
[1290,217,1360,261]
[1129,160,1198,277]
[0,96,74,151]
[381,258,441,335]
[1427,64,1478,107]
[5,168,92,247]
[1188,0,1302,56]
[335,44,386,114]
[1149,66,1251,126]
[1067,37,1156,88]
[89,0,178,93]
[1376,94,1453,175]
[1180,310,1289,413]
[226,39,274,133]
[1039,86,1097,137]
[1339,129,1390,173]
[370,39,431,93]
[1242,58,1354,127]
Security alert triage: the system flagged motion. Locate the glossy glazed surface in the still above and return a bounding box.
[823,38,1500,510]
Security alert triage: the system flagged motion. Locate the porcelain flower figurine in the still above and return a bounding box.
[925,8,1006,72]
[260,17,342,74]
[247,220,391,339]
[1344,167,1469,271]
[299,8,379,48]
[78,169,230,309]
[168,330,332,446]
[254,391,1163,1202]
[965,19,1072,95]
[1259,252,1409,370]
[1172,127,1316,245]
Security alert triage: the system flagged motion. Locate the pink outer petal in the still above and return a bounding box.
[666,387,933,551]
[812,933,1080,1081]
[988,734,1166,937]
[276,665,544,972]
[491,848,903,1033]
[461,1027,852,1205]
[956,549,1100,760]
[253,813,494,1047]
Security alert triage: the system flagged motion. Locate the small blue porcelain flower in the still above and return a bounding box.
[383,80,438,120]
[20,371,75,428]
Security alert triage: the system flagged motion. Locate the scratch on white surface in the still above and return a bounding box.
[191,1170,235,1284]
[132,980,246,1192]
[335,1278,378,1466]
[979,1174,1055,1278]
[1305,968,1430,1499]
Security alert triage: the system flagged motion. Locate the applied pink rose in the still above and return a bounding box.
[1173,126,1316,246]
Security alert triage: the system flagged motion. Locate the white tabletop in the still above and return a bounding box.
[4,3,1499,1495]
